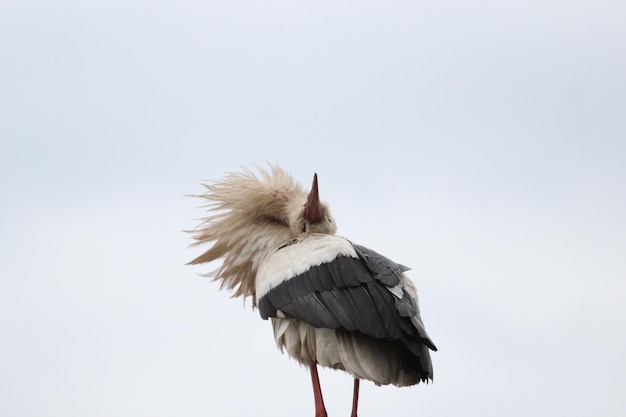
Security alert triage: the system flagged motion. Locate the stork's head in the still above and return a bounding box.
[288,173,337,237]
[188,165,337,304]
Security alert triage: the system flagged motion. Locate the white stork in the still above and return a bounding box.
[188,165,436,417]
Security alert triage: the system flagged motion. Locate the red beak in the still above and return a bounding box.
[305,173,323,223]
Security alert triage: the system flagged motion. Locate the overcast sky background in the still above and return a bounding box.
[1,1,625,416]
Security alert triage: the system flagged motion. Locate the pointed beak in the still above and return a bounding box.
[305,173,323,223]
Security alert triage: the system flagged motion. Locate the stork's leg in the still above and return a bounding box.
[310,362,328,417]
[350,378,360,417]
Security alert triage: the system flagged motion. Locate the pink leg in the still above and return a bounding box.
[310,362,328,417]
[351,378,360,417]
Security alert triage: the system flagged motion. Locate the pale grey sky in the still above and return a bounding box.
[1,1,625,416]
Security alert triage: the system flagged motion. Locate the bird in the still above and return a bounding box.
[188,165,437,417]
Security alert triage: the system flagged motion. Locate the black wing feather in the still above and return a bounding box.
[352,244,409,286]
[258,243,437,355]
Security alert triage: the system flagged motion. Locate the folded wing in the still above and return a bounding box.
[256,234,437,377]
